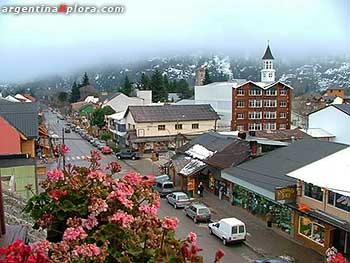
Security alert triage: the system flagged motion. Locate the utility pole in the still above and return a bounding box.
[62,127,66,170]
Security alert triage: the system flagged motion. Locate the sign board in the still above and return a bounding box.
[275,185,297,201]
[187,178,195,191]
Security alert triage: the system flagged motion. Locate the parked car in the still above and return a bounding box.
[96,141,107,150]
[155,174,171,184]
[74,126,81,132]
[92,139,100,147]
[64,127,71,133]
[254,257,293,263]
[90,138,98,145]
[184,203,211,223]
[208,217,247,245]
[101,146,113,154]
[115,149,140,160]
[166,192,191,209]
[86,135,93,141]
[153,181,174,198]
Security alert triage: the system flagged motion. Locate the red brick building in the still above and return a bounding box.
[231,45,293,131]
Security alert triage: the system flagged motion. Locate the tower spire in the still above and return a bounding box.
[261,43,276,83]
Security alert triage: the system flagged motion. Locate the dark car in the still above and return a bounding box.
[64,127,71,133]
[115,149,140,160]
[184,203,211,223]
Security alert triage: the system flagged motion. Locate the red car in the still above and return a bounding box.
[101,146,113,154]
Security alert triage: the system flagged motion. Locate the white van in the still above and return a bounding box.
[208,217,246,245]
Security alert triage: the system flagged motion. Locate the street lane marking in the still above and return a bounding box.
[76,156,81,160]
[71,157,76,160]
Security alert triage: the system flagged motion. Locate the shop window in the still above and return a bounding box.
[298,216,325,246]
[158,125,165,131]
[304,183,323,202]
[328,191,350,212]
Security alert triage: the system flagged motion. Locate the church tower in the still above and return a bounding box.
[261,44,275,83]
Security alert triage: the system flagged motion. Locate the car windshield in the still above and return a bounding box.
[198,208,209,214]
[163,183,173,189]
[177,195,188,200]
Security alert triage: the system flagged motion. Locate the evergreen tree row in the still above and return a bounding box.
[70,72,90,103]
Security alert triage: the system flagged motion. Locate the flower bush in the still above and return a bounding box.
[19,150,217,262]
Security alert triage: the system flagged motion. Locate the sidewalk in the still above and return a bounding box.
[200,191,324,263]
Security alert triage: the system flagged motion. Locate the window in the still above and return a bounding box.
[265,89,277,96]
[280,101,288,107]
[192,123,199,129]
[117,124,126,132]
[237,125,244,131]
[304,183,323,201]
[263,123,276,130]
[328,191,350,212]
[232,226,238,234]
[237,113,244,120]
[280,90,287,96]
[237,101,245,108]
[249,100,262,108]
[279,112,286,118]
[158,125,165,131]
[237,89,244,96]
[239,225,245,233]
[249,89,262,96]
[248,112,262,119]
[175,124,183,130]
[264,100,277,107]
[263,111,276,119]
[269,73,273,78]
[279,123,286,129]
[248,123,262,131]
[299,216,325,246]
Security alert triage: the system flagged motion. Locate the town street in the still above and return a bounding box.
[43,111,260,262]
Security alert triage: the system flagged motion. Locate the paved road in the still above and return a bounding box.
[44,112,259,262]
[158,198,259,263]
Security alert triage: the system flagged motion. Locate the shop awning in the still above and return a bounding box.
[179,159,207,177]
[287,147,350,197]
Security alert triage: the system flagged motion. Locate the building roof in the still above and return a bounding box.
[0,100,38,138]
[177,132,237,153]
[333,104,350,116]
[125,104,219,123]
[22,94,36,102]
[262,44,274,60]
[206,139,251,169]
[196,80,247,89]
[255,129,311,141]
[222,139,348,195]
[100,92,121,103]
[302,128,335,138]
[287,147,350,196]
[235,80,293,90]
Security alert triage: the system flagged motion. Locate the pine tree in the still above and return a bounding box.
[168,80,177,93]
[70,81,80,103]
[82,72,90,87]
[177,79,192,99]
[151,70,167,102]
[163,74,169,94]
[121,75,132,96]
[203,68,213,85]
[140,73,151,90]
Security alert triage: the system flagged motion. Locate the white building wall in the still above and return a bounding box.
[308,106,350,145]
[194,82,235,130]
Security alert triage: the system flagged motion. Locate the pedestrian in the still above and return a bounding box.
[197,182,204,197]
[219,185,224,200]
[266,210,273,228]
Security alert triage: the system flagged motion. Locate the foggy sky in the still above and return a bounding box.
[0,0,349,83]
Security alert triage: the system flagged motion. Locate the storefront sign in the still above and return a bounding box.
[187,178,195,191]
[275,185,297,201]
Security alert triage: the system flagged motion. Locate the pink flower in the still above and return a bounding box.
[47,168,64,182]
[49,189,60,201]
[63,226,88,241]
[109,211,134,227]
[36,213,55,228]
[82,215,99,230]
[88,198,108,216]
[118,196,134,209]
[90,150,102,161]
[187,232,197,243]
[88,170,106,182]
[72,243,101,258]
[61,144,70,154]
[106,161,122,174]
[139,204,158,216]
[123,172,142,186]
[214,249,225,263]
[162,217,179,230]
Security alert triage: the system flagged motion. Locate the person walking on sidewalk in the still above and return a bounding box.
[197,182,204,197]
[266,210,274,228]
[218,185,224,200]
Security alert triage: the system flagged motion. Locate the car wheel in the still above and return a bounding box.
[117,155,121,159]
[173,203,177,209]
[194,217,198,224]
[222,238,227,246]
[131,156,136,160]
[209,228,213,235]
